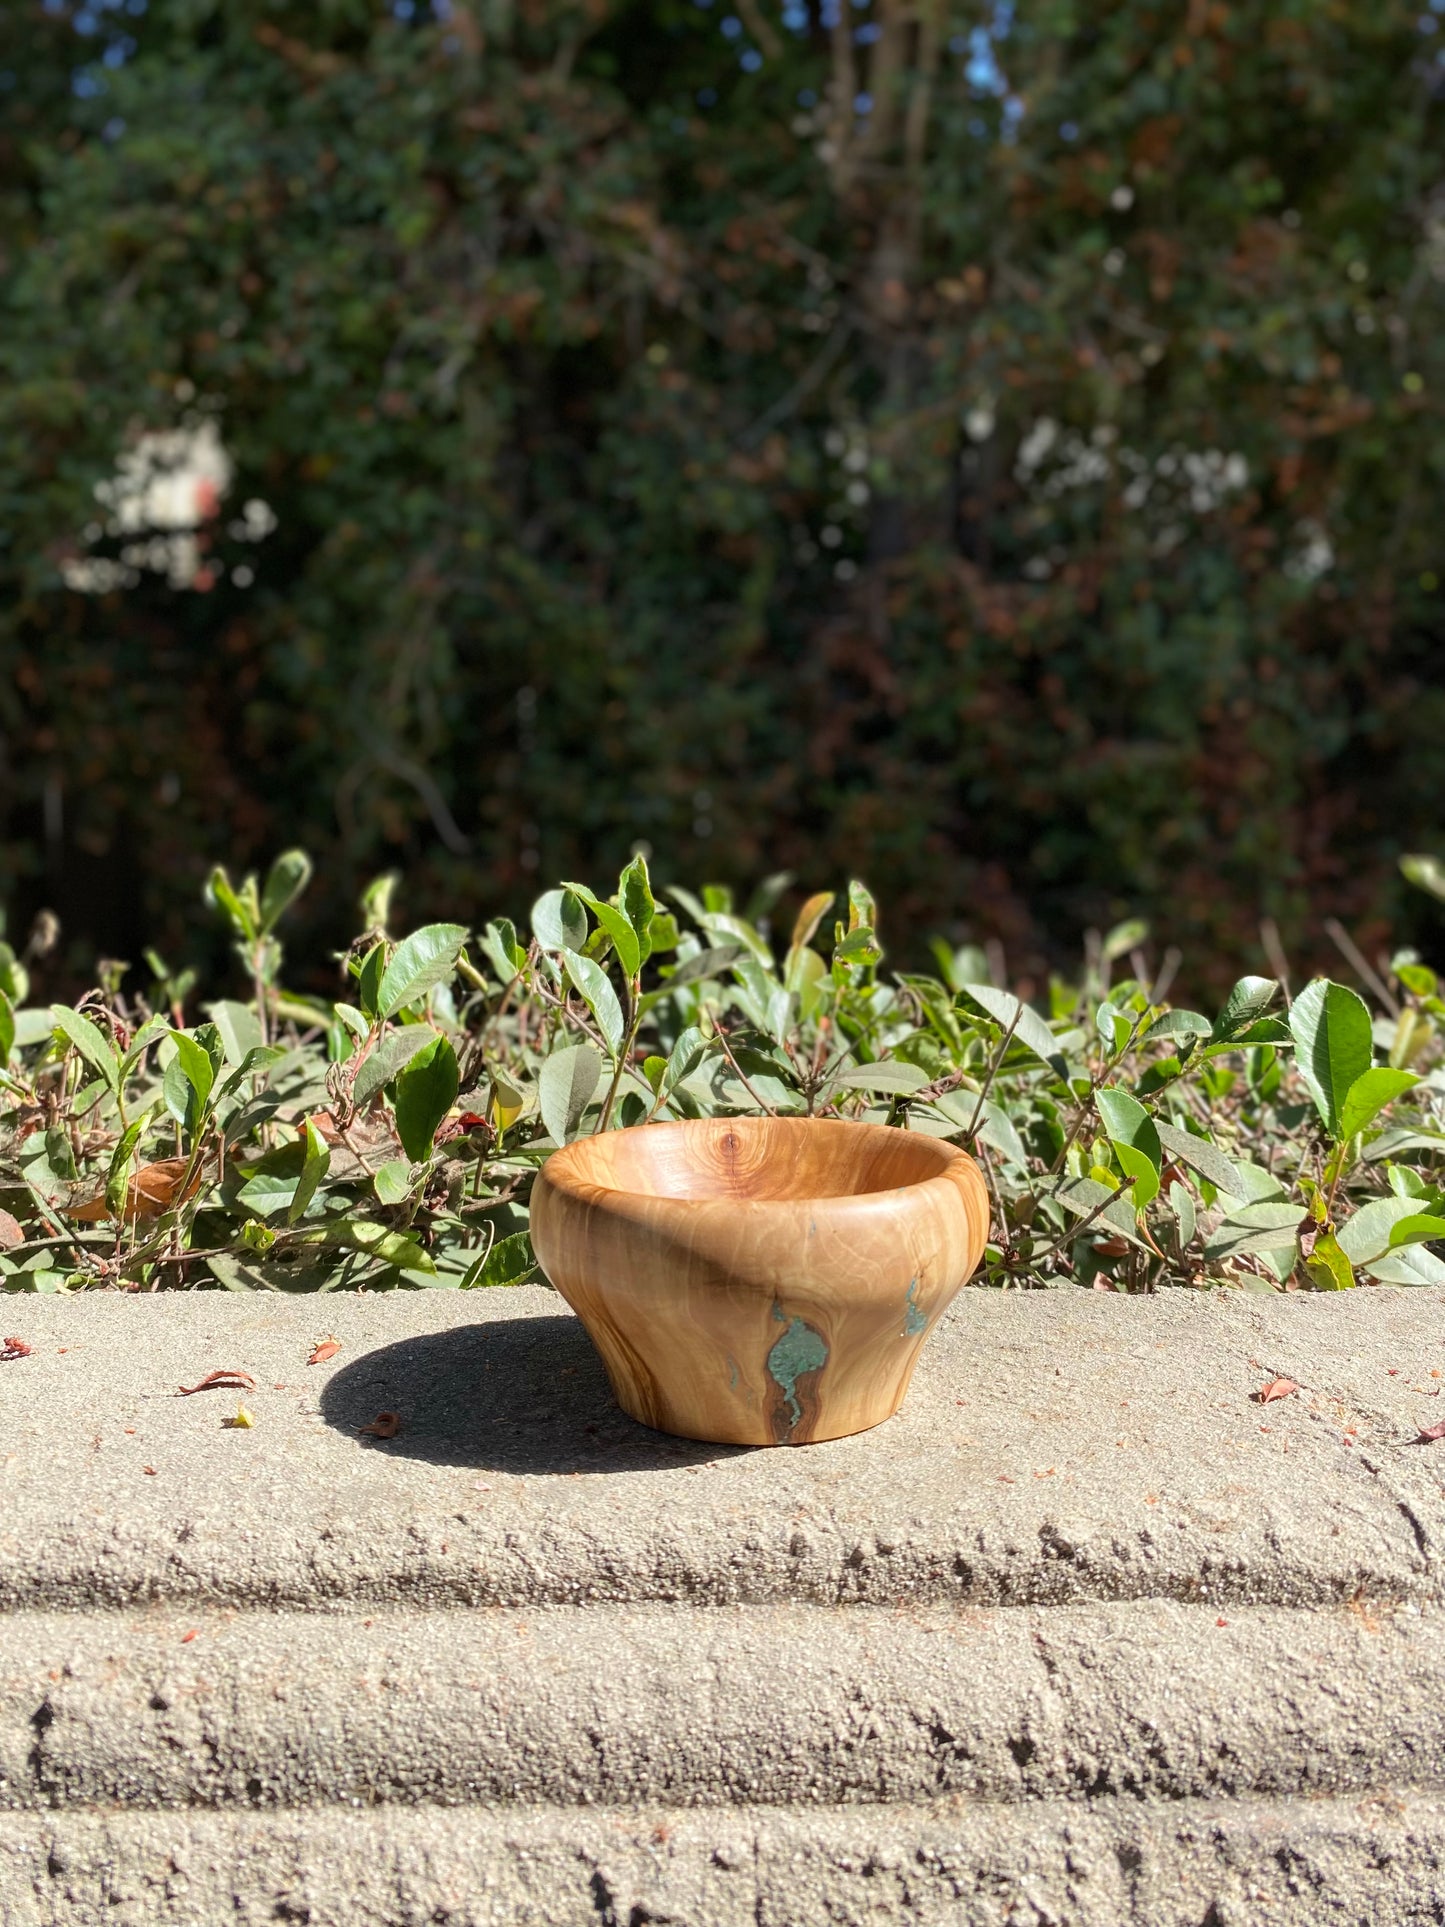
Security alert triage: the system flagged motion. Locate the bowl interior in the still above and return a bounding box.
[552,1115,957,1204]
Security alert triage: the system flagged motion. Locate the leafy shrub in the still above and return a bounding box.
[3,851,1444,1299]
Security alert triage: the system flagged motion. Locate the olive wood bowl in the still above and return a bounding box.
[529,1115,989,1446]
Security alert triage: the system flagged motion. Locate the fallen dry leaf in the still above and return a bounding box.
[0,1210,23,1251]
[307,1339,341,1366]
[180,1629,198,1644]
[68,1157,204,1224]
[177,1369,256,1397]
[360,1411,401,1439]
[224,1406,254,1429]
[1,1336,33,1360]
[1416,1420,1445,1444]
[1256,1377,1298,1404]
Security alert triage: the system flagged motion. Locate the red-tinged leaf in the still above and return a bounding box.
[1416,1421,1445,1444]
[177,1368,257,1396]
[307,1339,341,1366]
[1,1336,33,1360]
[1256,1377,1298,1404]
[0,1210,23,1250]
[360,1410,401,1439]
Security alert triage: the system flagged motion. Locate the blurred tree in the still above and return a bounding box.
[2,0,1443,987]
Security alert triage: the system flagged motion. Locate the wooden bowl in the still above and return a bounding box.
[529,1116,989,1446]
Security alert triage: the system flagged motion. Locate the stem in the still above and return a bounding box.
[598,979,643,1132]
[962,1003,1023,1138]
[1029,1172,1139,1267]
[714,1026,779,1117]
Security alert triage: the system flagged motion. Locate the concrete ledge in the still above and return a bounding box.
[2,1287,1442,1611]
[4,1601,1443,1811]
[6,1794,1445,1927]
[4,1286,1445,1924]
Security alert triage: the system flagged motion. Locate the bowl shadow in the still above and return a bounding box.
[318,1312,750,1474]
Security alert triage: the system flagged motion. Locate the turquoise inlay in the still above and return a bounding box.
[767,1314,828,1432]
[727,1355,739,1390]
[902,1276,927,1336]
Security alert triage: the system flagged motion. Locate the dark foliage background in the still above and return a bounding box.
[3,0,1444,992]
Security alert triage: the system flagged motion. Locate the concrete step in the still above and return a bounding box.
[3,1600,1443,1813]
[1,1287,1441,1613]
[6,1792,1445,1927]
[4,1288,1445,1925]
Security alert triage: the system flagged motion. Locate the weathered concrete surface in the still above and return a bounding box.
[2,1286,1443,1611]
[3,1601,1442,1811]
[5,1795,1445,1927]
[3,1286,1445,1925]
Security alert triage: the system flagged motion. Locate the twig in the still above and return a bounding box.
[1260,919,1292,1007]
[1030,1173,1139,1266]
[714,1027,779,1117]
[962,1001,1023,1138]
[1324,918,1399,1017]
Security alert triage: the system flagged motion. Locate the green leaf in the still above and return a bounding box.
[0,989,13,1066]
[49,1005,120,1092]
[1153,1120,1243,1195]
[351,1025,441,1111]
[1400,853,1445,903]
[1095,1089,1162,1208]
[1385,1214,1445,1251]
[0,943,28,1007]
[827,1060,932,1096]
[538,1043,602,1145]
[833,926,882,966]
[236,1140,306,1216]
[1101,918,1149,964]
[376,924,469,1021]
[167,1028,218,1114]
[975,1099,1027,1167]
[1336,1196,1428,1265]
[480,918,526,986]
[216,1044,288,1100]
[562,948,626,1057]
[562,882,641,979]
[664,944,748,988]
[618,854,656,946]
[661,1025,708,1096]
[288,1117,331,1225]
[393,1035,459,1162]
[532,888,588,953]
[1360,1245,1445,1286]
[1337,1066,1420,1141]
[958,983,1069,1076]
[333,1002,370,1046]
[105,1115,147,1219]
[1210,977,1279,1043]
[462,1229,537,1289]
[205,999,264,1066]
[372,1160,414,1207]
[314,1220,435,1274]
[259,848,313,932]
[206,865,257,941]
[1202,1201,1306,1260]
[1168,1179,1196,1250]
[356,941,386,1021]
[1145,1009,1212,1042]
[1288,979,1374,1138]
[1304,1230,1355,1292]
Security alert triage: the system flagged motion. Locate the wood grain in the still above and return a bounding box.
[530,1116,989,1446]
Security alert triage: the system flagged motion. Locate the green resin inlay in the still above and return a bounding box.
[902,1276,927,1336]
[767,1314,828,1432]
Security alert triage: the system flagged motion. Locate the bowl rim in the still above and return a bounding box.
[536,1113,978,1214]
